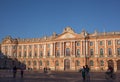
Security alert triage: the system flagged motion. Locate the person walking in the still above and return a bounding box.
[20,66,24,78]
[80,66,86,81]
[85,65,90,82]
[13,66,17,78]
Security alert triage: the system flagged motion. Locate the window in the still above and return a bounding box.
[47,51,50,57]
[108,48,112,56]
[117,48,120,55]
[19,51,21,57]
[46,60,49,66]
[66,48,70,56]
[29,51,32,58]
[76,60,80,66]
[55,60,59,66]
[100,48,104,57]
[100,60,104,66]
[76,49,80,57]
[33,61,37,66]
[90,49,94,56]
[77,41,80,46]
[117,40,120,45]
[90,60,94,66]
[24,51,26,58]
[39,61,42,66]
[40,51,43,57]
[108,40,111,45]
[56,50,60,57]
[90,42,93,46]
[100,41,103,45]
[34,51,37,57]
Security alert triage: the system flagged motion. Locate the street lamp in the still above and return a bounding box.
[84,31,87,65]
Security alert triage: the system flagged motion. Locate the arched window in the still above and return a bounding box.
[90,60,94,66]
[100,60,104,66]
[34,51,37,57]
[100,48,104,57]
[76,60,80,66]
[66,48,70,56]
[55,60,59,66]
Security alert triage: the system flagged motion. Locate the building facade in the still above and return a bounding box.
[0,27,120,71]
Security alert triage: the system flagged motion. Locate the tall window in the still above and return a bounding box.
[90,42,93,46]
[76,49,80,57]
[19,51,21,57]
[55,60,59,66]
[100,41,103,45]
[40,51,43,57]
[108,40,111,45]
[13,52,17,57]
[90,60,94,66]
[46,60,49,66]
[33,61,37,66]
[90,49,94,56]
[66,48,70,56]
[100,48,104,57]
[117,48,120,56]
[56,50,60,57]
[76,60,80,66]
[39,61,42,66]
[34,51,37,57]
[100,60,104,66]
[108,48,112,56]
[117,40,120,45]
[76,41,80,46]
[29,51,32,58]
[47,51,50,57]
[24,51,26,58]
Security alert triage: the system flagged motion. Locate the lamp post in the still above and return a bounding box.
[84,32,87,65]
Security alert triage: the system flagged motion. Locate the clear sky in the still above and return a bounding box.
[0,0,120,42]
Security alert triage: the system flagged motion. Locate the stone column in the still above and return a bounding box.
[22,45,24,58]
[63,42,64,56]
[38,44,40,58]
[26,45,29,58]
[60,42,62,57]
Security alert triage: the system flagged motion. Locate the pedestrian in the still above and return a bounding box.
[85,65,90,82]
[13,66,17,78]
[20,66,24,78]
[80,66,86,81]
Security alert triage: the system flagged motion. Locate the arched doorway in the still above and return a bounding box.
[108,60,114,68]
[64,59,70,70]
[117,60,120,70]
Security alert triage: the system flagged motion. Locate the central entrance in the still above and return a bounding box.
[64,59,70,70]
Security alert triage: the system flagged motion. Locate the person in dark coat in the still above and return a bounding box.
[13,66,17,78]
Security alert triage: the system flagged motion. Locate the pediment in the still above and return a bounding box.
[55,32,76,40]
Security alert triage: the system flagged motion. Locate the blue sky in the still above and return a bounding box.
[0,0,120,42]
